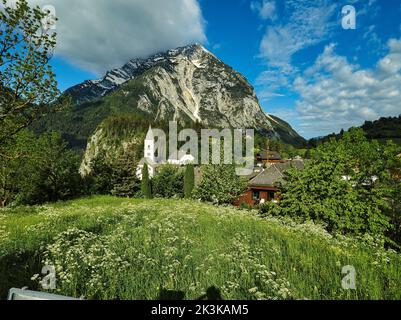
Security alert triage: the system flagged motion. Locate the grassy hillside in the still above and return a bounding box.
[1,197,400,300]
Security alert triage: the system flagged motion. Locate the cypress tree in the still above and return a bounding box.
[184,164,195,198]
[141,163,152,199]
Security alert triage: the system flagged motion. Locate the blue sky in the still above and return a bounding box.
[37,0,401,138]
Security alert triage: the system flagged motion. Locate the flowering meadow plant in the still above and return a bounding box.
[0,196,400,300]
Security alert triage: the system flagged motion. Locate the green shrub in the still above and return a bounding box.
[259,201,281,216]
[88,152,115,195]
[152,165,184,198]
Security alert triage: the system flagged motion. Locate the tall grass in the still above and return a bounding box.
[0,196,400,300]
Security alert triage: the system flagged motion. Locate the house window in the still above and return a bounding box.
[268,191,275,201]
[252,191,260,201]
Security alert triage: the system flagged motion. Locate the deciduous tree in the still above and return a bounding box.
[193,164,246,205]
[271,128,397,240]
[0,0,66,156]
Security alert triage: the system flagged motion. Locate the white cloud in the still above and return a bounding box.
[255,69,291,100]
[28,0,206,75]
[250,0,276,21]
[363,25,383,52]
[294,39,401,138]
[259,0,336,71]
[255,0,337,100]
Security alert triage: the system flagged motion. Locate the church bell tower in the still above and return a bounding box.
[144,126,155,162]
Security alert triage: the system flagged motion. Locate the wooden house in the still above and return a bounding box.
[235,159,305,206]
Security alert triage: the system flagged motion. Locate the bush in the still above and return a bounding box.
[259,201,281,216]
[152,165,184,198]
[239,203,253,211]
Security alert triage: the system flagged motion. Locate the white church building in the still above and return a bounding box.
[136,126,196,180]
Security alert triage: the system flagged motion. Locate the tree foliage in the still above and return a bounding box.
[88,151,114,195]
[184,164,195,198]
[0,0,65,153]
[141,163,152,199]
[86,148,140,198]
[309,115,401,148]
[0,130,84,206]
[193,164,246,204]
[110,148,140,198]
[263,128,401,242]
[152,165,184,198]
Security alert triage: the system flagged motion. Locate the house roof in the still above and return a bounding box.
[249,160,305,188]
[257,150,282,161]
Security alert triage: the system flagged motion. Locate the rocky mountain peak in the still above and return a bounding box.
[40,44,305,149]
[65,44,213,104]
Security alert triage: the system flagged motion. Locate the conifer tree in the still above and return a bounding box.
[141,163,152,199]
[184,164,195,198]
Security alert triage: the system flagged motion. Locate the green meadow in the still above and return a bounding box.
[0,196,400,300]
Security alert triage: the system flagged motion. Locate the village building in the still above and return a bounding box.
[136,126,196,180]
[256,149,283,166]
[136,157,160,180]
[235,159,305,206]
[167,153,196,166]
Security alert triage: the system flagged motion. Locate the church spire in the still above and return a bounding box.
[145,125,154,141]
